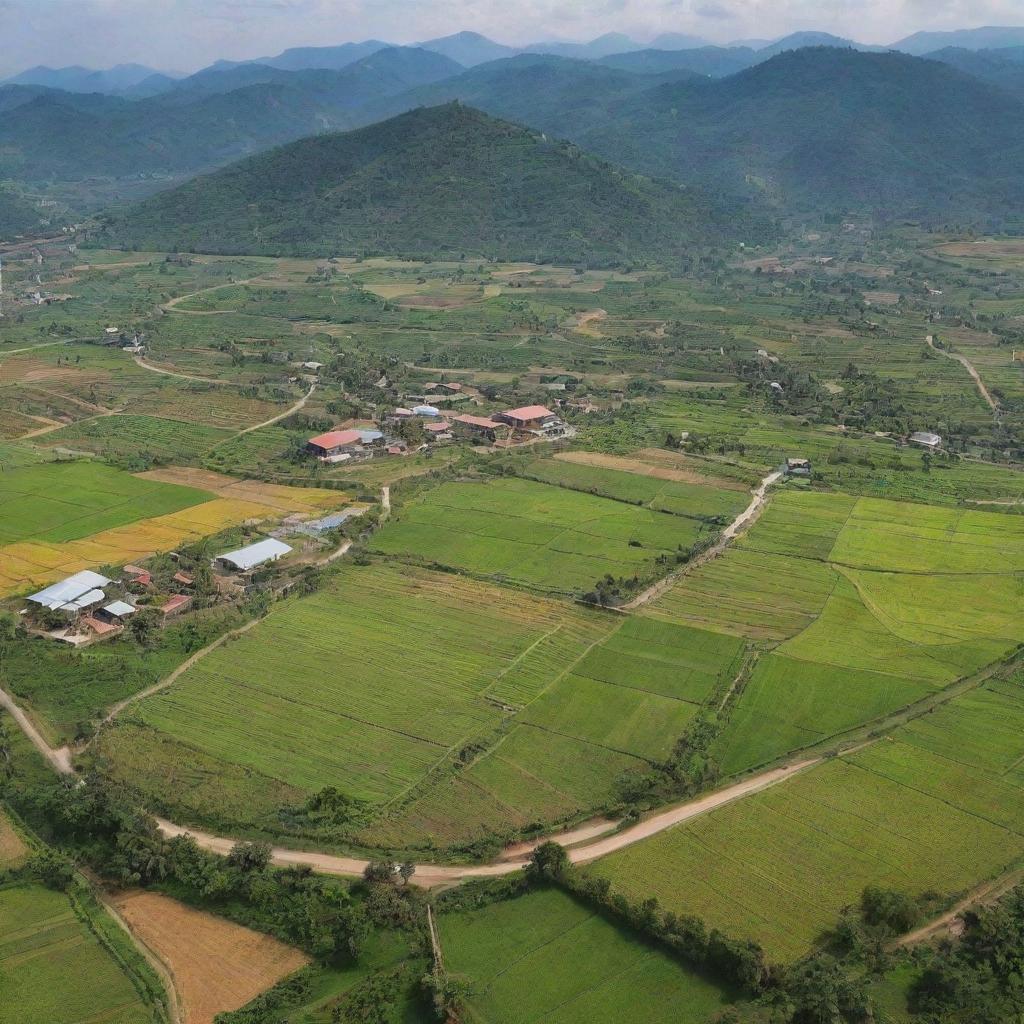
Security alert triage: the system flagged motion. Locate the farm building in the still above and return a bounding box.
[453,415,501,442]
[423,421,453,440]
[122,564,152,587]
[26,570,111,615]
[172,571,194,587]
[494,405,567,436]
[785,457,812,477]
[160,594,192,619]
[306,429,365,460]
[910,431,942,450]
[412,404,441,418]
[216,538,292,572]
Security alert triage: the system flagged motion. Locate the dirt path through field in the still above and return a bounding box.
[622,468,783,610]
[233,382,316,436]
[896,866,1024,948]
[161,276,265,314]
[132,354,239,386]
[926,334,999,412]
[0,684,73,774]
[154,756,817,886]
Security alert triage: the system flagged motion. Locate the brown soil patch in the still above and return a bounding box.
[112,891,308,1024]
[0,811,29,869]
[554,450,748,490]
[863,290,900,305]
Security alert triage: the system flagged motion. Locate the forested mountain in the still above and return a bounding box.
[568,48,1024,226]
[418,32,519,66]
[597,46,758,77]
[925,46,1024,99]
[362,55,699,132]
[893,25,1024,54]
[0,47,462,182]
[204,39,390,74]
[755,31,882,57]
[0,186,46,239]
[1,63,175,94]
[100,104,765,262]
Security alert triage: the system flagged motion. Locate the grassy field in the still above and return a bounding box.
[39,415,233,463]
[0,882,157,1024]
[521,457,749,522]
[590,678,1024,962]
[101,564,744,849]
[646,489,1024,774]
[0,460,209,545]
[373,478,713,594]
[439,888,735,1024]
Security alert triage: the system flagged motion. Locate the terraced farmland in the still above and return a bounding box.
[372,477,716,593]
[39,415,232,462]
[0,883,156,1024]
[592,679,1024,961]
[439,888,735,1024]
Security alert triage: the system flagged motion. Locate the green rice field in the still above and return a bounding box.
[590,679,1024,962]
[439,888,735,1024]
[0,460,210,545]
[40,415,232,463]
[0,883,155,1024]
[372,477,714,593]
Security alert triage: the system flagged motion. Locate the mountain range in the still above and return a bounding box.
[98,104,763,263]
[10,25,1024,92]
[4,41,1024,238]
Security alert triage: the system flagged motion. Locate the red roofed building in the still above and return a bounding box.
[307,429,364,459]
[453,414,501,442]
[495,405,565,434]
[161,594,192,619]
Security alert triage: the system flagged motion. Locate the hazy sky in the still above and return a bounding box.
[2,0,1022,76]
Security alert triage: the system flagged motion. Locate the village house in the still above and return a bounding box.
[423,420,453,441]
[96,600,137,625]
[160,594,192,619]
[494,405,567,437]
[122,564,152,587]
[453,414,501,443]
[785,457,812,478]
[306,429,366,461]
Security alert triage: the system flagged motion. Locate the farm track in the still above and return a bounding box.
[233,382,316,437]
[153,757,817,887]
[896,865,1024,948]
[131,355,239,386]
[622,469,783,610]
[926,334,999,413]
[161,275,266,315]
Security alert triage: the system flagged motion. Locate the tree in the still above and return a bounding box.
[784,955,872,1024]
[228,841,272,873]
[399,862,416,886]
[28,848,76,891]
[527,842,568,883]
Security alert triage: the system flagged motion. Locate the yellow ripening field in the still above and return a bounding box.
[0,497,289,597]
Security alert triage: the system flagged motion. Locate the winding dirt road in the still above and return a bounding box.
[926,334,999,412]
[153,757,817,887]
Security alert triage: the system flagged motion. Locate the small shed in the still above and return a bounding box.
[173,571,194,587]
[412,405,441,418]
[216,538,292,572]
[910,431,942,450]
[98,600,136,623]
[161,594,192,619]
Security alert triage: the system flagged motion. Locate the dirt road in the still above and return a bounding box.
[233,383,316,437]
[926,334,999,412]
[0,685,74,775]
[155,756,817,887]
[623,468,782,610]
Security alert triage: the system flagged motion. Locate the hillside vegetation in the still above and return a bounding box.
[100,103,760,263]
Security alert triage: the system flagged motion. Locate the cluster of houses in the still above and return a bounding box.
[22,537,294,646]
[305,404,571,462]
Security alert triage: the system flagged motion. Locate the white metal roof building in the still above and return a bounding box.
[216,538,292,571]
[910,431,942,449]
[27,570,112,611]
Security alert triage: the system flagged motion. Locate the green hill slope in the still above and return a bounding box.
[100,103,765,264]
